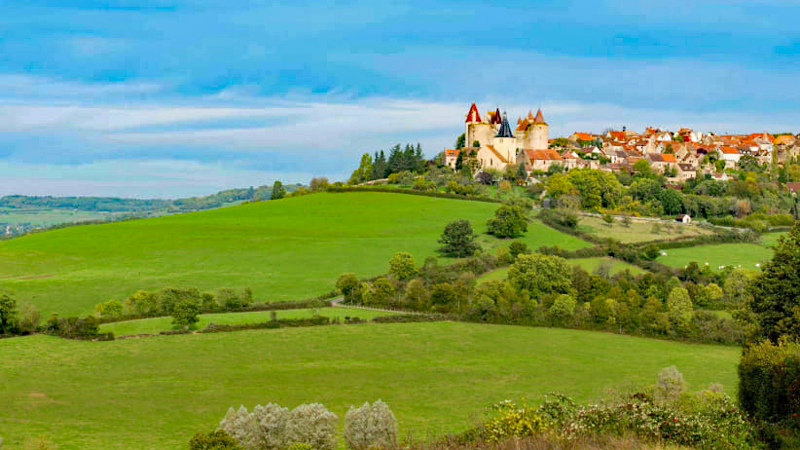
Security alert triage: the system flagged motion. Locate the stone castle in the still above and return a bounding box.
[448,103,549,172]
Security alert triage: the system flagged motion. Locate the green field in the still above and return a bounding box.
[0,322,739,450]
[100,307,396,336]
[477,257,646,284]
[578,216,712,243]
[0,192,589,316]
[657,242,774,271]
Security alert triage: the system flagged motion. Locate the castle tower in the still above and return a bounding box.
[529,108,549,149]
[493,111,517,163]
[465,103,481,148]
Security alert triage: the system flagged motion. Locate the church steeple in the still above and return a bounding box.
[496,112,514,138]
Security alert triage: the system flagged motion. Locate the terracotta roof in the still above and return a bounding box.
[609,131,626,141]
[533,108,546,124]
[661,153,677,163]
[523,149,562,161]
[445,149,460,157]
[572,132,593,141]
[719,146,740,155]
[487,108,502,125]
[774,135,795,146]
[465,103,481,123]
[516,118,530,132]
[484,145,508,164]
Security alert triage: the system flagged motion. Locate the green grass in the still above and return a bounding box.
[0,322,739,450]
[0,192,589,316]
[99,307,396,336]
[578,216,712,243]
[761,232,785,248]
[657,243,774,271]
[477,257,645,284]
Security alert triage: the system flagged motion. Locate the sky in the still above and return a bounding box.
[1,0,799,198]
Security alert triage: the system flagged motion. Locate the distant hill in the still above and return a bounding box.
[0,184,300,236]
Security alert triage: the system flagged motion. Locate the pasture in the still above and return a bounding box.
[578,215,712,243]
[0,322,739,450]
[0,192,589,316]
[657,242,775,271]
[99,307,396,336]
[477,257,646,284]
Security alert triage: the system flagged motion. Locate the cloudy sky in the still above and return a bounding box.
[2,0,799,198]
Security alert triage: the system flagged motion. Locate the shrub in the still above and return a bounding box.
[344,400,398,450]
[738,340,800,425]
[654,366,686,405]
[220,406,259,450]
[172,297,201,329]
[189,430,243,450]
[252,403,291,450]
[287,403,338,450]
[336,273,360,303]
[438,220,480,257]
[483,400,545,442]
[486,205,528,238]
[93,299,123,319]
[0,293,18,335]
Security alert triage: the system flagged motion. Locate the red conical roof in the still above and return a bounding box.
[465,103,481,123]
[533,108,546,124]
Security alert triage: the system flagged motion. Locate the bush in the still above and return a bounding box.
[344,400,398,450]
[654,366,686,405]
[438,220,480,257]
[739,340,800,426]
[287,403,338,450]
[252,404,291,450]
[486,205,528,238]
[389,252,417,281]
[220,406,260,450]
[482,400,544,442]
[189,430,243,450]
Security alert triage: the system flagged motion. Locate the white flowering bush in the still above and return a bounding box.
[287,403,338,450]
[344,400,398,450]
[655,366,686,405]
[220,406,260,450]
[252,403,290,450]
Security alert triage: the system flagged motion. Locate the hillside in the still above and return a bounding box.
[0,192,589,316]
[0,322,739,450]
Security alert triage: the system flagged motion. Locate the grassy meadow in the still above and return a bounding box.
[477,257,646,284]
[0,192,589,316]
[0,322,739,450]
[99,307,396,336]
[657,242,775,271]
[578,216,712,243]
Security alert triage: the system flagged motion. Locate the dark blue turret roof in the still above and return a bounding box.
[496,112,514,138]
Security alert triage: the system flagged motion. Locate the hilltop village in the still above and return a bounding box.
[445,103,800,183]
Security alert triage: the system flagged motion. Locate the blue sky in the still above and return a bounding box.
[1,0,799,198]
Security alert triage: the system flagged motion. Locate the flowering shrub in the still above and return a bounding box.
[482,400,545,441]
[344,400,398,450]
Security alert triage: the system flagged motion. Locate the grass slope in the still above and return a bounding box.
[578,216,711,243]
[0,322,738,450]
[657,242,774,271]
[477,257,645,284]
[99,307,396,336]
[0,192,589,316]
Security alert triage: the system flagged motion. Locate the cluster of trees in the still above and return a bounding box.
[338,247,751,345]
[194,401,397,450]
[350,144,427,184]
[95,287,254,328]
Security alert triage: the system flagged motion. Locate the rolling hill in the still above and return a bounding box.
[0,192,589,315]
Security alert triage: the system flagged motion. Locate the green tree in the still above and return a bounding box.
[666,286,693,330]
[438,220,480,257]
[486,205,528,238]
[0,293,17,335]
[429,282,457,312]
[550,294,577,323]
[508,241,530,259]
[271,181,286,200]
[336,273,360,302]
[633,159,654,178]
[172,297,201,329]
[749,223,800,342]
[370,277,395,306]
[515,163,528,181]
[454,151,463,171]
[508,254,574,299]
[455,133,465,149]
[349,153,374,184]
[544,173,576,199]
[389,252,417,281]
